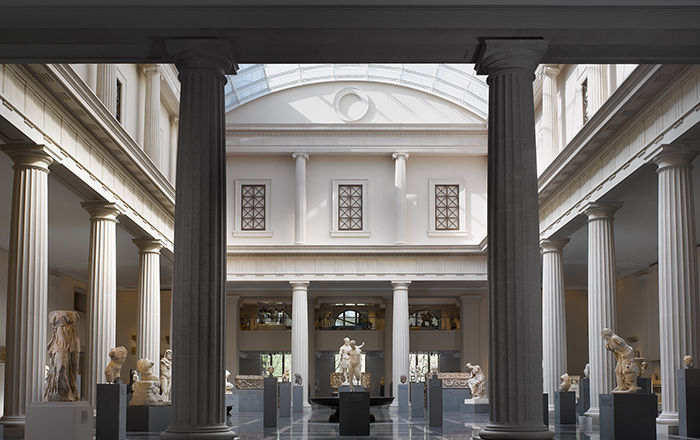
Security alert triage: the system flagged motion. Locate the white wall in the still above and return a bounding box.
[0,248,7,417]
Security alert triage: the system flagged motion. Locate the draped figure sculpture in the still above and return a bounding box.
[44,311,81,402]
[160,349,172,402]
[338,337,352,385]
[465,362,487,398]
[601,328,640,393]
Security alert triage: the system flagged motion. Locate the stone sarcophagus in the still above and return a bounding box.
[234,375,264,390]
[330,372,370,391]
[436,372,471,389]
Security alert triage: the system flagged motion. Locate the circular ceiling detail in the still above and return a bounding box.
[333,87,370,122]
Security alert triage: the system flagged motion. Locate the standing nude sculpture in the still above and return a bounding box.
[601,328,640,393]
[44,311,81,401]
[338,337,352,385]
[105,346,127,383]
[347,340,365,391]
[160,349,172,402]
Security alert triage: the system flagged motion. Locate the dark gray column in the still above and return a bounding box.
[476,39,553,440]
[161,39,236,440]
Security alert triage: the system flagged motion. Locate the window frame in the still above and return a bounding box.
[115,68,127,125]
[428,178,467,237]
[233,179,273,237]
[331,179,370,237]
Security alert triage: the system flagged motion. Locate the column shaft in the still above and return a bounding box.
[476,39,552,439]
[460,295,482,368]
[384,298,393,396]
[293,153,308,244]
[538,66,559,174]
[134,239,163,377]
[391,281,410,399]
[583,202,620,417]
[654,147,700,425]
[161,39,236,440]
[0,145,52,428]
[291,282,310,406]
[541,238,569,412]
[169,117,179,184]
[393,153,408,244]
[82,201,120,407]
[96,64,117,115]
[144,65,162,169]
[308,300,316,398]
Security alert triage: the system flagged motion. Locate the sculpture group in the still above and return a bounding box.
[338,337,365,390]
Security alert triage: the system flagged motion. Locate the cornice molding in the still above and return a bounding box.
[227,244,486,257]
[226,123,487,137]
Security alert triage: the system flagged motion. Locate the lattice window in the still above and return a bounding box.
[241,184,266,230]
[338,184,363,230]
[435,184,459,230]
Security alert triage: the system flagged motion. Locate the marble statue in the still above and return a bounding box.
[683,355,693,369]
[640,361,648,377]
[583,363,590,378]
[294,373,302,386]
[400,375,407,384]
[282,369,290,382]
[104,346,127,383]
[347,340,365,390]
[338,337,352,385]
[601,328,639,393]
[130,358,166,406]
[44,311,81,402]
[225,370,234,394]
[160,349,172,402]
[559,373,571,392]
[465,362,487,398]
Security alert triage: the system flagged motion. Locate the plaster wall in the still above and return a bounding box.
[564,289,589,376]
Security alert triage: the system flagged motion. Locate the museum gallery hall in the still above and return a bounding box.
[0,2,699,440]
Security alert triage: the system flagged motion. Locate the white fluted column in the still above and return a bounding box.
[583,201,621,418]
[291,281,310,407]
[391,281,410,400]
[476,39,552,440]
[82,201,120,407]
[652,146,700,426]
[308,300,316,398]
[0,145,52,428]
[169,117,179,184]
[161,39,236,440]
[293,153,308,244]
[96,64,117,115]
[541,238,569,412]
[134,238,163,378]
[144,65,162,169]
[392,153,408,244]
[384,298,393,396]
[587,65,609,115]
[538,66,560,175]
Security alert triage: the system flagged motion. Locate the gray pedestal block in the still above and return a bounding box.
[235,389,264,412]
[97,383,126,440]
[279,382,291,418]
[465,398,489,415]
[679,368,700,438]
[126,405,171,432]
[26,401,94,440]
[443,388,470,412]
[599,393,656,440]
[225,393,238,414]
[398,384,409,413]
[427,378,443,427]
[293,385,303,413]
[410,382,424,418]
[339,392,370,436]
[543,394,548,427]
[264,376,278,428]
[577,378,590,416]
[555,391,576,425]
[338,385,364,392]
[637,377,652,394]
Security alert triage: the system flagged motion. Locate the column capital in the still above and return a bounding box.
[391,281,411,290]
[392,152,409,160]
[166,39,238,77]
[81,201,121,222]
[543,64,560,77]
[582,201,622,221]
[475,39,548,78]
[2,144,53,171]
[649,144,699,172]
[292,152,309,161]
[540,237,569,254]
[133,238,163,254]
[290,281,310,290]
[142,64,160,76]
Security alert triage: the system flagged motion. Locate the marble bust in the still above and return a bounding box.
[559,373,571,392]
[44,311,81,401]
[400,375,407,384]
[683,355,693,369]
[601,328,639,393]
[104,346,127,383]
[130,358,166,406]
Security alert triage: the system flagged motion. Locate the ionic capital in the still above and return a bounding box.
[581,201,622,222]
[540,238,569,254]
[133,238,163,254]
[475,39,548,78]
[391,281,411,291]
[81,201,121,222]
[166,39,238,78]
[2,144,53,172]
[290,281,310,291]
[392,152,409,160]
[292,153,309,161]
[648,144,699,173]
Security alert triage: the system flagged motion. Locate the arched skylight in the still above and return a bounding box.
[225,64,488,119]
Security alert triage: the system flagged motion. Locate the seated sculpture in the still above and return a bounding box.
[44,311,81,401]
[601,328,639,393]
[104,346,127,383]
[465,362,487,398]
[130,358,166,406]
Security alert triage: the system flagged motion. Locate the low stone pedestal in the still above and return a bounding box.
[443,388,470,412]
[427,377,443,427]
[339,391,370,436]
[599,393,656,440]
[338,385,365,392]
[225,393,238,414]
[97,383,126,440]
[410,382,424,418]
[264,376,278,428]
[235,389,264,412]
[679,368,700,438]
[637,377,652,394]
[398,384,409,412]
[555,391,576,425]
[465,397,489,415]
[279,382,291,418]
[293,385,303,413]
[126,405,171,432]
[26,401,94,440]
[578,378,590,415]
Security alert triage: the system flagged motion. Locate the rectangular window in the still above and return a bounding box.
[115,79,123,123]
[581,78,589,125]
[435,184,460,230]
[338,184,363,231]
[241,184,266,231]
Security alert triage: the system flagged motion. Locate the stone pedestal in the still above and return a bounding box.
[410,382,424,418]
[263,377,278,428]
[234,390,263,412]
[339,392,370,436]
[599,393,656,440]
[26,401,94,440]
[578,378,590,415]
[443,388,470,412]
[637,377,652,394]
[465,397,490,416]
[398,384,409,412]
[279,382,291,418]
[427,378,443,427]
[293,385,303,413]
[97,383,126,440]
[225,394,238,415]
[555,391,576,425]
[126,405,172,432]
[679,369,700,438]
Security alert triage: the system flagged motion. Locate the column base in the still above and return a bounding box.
[657,411,679,426]
[479,423,554,439]
[584,406,600,419]
[0,415,25,427]
[160,424,235,440]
